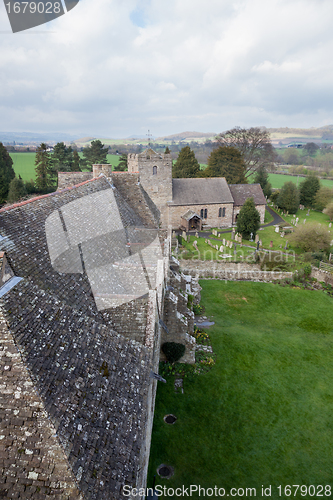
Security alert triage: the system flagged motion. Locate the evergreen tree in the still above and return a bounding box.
[7,175,27,203]
[82,140,109,170]
[164,146,171,154]
[236,197,261,239]
[203,145,247,183]
[172,146,200,178]
[117,153,128,171]
[51,142,74,172]
[254,165,272,198]
[277,181,299,214]
[72,150,82,172]
[299,174,320,207]
[35,143,54,191]
[0,142,15,203]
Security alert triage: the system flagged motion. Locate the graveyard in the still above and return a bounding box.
[148,280,333,495]
[177,205,333,262]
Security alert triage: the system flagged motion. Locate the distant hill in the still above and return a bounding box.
[0,131,81,145]
[156,131,216,141]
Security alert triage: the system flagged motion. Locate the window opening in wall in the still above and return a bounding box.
[200,209,204,218]
[222,207,226,217]
[204,208,207,219]
[218,208,222,217]
[153,166,157,175]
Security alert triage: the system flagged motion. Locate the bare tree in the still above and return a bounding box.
[216,126,276,178]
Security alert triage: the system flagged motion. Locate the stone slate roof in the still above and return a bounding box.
[0,176,159,499]
[171,177,234,205]
[0,280,152,499]
[228,183,266,206]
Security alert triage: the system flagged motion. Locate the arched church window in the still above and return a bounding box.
[204,208,207,219]
[218,208,222,217]
[153,166,157,175]
[200,209,204,218]
[222,207,226,217]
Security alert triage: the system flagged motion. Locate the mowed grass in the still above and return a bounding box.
[268,173,333,189]
[148,281,333,498]
[9,152,121,181]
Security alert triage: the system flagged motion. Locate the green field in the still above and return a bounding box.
[9,152,121,181]
[148,280,333,499]
[268,173,333,189]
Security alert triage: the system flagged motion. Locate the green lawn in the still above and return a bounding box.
[148,281,333,499]
[268,173,333,189]
[9,152,121,181]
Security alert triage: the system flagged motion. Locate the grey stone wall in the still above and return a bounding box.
[167,202,233,229]
[128,151,172,228]
[180,260,293,282]
[311,267,333,285]
[58,172,93,190]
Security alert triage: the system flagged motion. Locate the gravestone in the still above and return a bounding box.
[275,226,279,233]
[329,223,332,228]
[223,238,226,245]
[255,234,259,243]
[270,241,273,248]
[231,229,235,239]
[219,245,224,252]
[195,231,199,238]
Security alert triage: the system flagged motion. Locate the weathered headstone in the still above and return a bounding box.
[219,245,224,252]
[275,226,279,233]
[195,231,199,238]
[223,238,226,245]
[329,223,332,228]
[231,229,235,239]
[255,234,259,243]
[270,240,273,248]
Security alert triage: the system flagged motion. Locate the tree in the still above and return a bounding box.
[202,145,247,183]
[291,223,331,253]
[117,153,128,171]
[216,126,275,177]
[164,146,171,154]
[51,142,74,172]
[277,182,299,214]
[314,187,333,211]
[299,174,320,207]
[302,142,319,156]
[35,143,54,191]
[283,148,299,165]
[0,142,15,203]
[7,175,27,203]
[254,165,272,198]
[172,146,200,178]
[324,202,333,221]
[72,150,81,172]
[236,197,261,239]
[82,140,109,170]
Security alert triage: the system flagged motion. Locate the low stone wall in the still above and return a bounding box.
[311,267,333,286]
[179,260,293,282]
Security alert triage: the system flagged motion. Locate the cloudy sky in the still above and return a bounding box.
[1,0,333,138]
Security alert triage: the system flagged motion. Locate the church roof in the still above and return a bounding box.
[171,177,234,205]
[0,176,160,499]
[228,183,266,206]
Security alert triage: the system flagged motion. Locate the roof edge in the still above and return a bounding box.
[0,177,101,214]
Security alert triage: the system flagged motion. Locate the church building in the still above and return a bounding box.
[128,148,267,230]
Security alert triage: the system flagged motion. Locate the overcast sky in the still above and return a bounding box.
[1,0,333,138]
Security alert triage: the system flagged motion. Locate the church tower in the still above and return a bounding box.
[128,149,172,227]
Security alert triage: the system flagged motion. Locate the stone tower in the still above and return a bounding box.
[128,148,172,227]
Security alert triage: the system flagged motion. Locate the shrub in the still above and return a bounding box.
[290,223,331,253]
[260,252,291,271]
[193,303,204,315]
[162,342,185,363]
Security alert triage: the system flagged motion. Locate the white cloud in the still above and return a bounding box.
[1,0,333,137]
